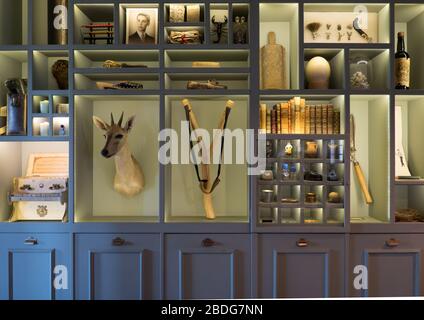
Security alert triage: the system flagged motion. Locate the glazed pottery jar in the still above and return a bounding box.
[305,56,331,89]
[304,140,318,158]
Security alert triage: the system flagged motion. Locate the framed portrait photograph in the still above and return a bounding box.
[125,7,158,45]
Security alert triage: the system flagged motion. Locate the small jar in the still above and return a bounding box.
[350,55,371,89]
[305,192,317,203]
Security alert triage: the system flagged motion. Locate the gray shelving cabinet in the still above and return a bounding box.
[0,0,424,300]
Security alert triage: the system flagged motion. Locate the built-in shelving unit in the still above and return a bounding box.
[0,0,422,231]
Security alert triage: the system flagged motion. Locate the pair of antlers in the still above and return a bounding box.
[109,112,125,127]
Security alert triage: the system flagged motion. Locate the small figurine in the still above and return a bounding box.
[58,124,66,136]
[233,16,248,44]
[284,142,293,156]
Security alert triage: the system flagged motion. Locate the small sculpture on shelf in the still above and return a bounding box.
[51,59,68,90]
[233,16,248,44]
[93,112,144,197]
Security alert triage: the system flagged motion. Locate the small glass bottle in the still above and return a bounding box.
[281,163,290,181]
[289,163,297,181]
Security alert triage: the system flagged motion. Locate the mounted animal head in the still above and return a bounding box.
[93,112,136,158]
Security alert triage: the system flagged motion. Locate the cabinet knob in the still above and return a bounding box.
[201,238,216,247]
[385,238,400,248]
[296,238,309,247]
[24,237,38,245]
[112,237,126,246]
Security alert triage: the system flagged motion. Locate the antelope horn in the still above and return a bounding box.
[110,113,115,125]
[211,15,215,24]
[224,16,228,23]
[118,111,124,127]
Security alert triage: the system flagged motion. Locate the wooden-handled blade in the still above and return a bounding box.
[353,161,373,204]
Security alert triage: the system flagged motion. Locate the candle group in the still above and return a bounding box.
[40,100,49,114]
[39,121,49,136]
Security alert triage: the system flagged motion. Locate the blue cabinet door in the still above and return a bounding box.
[0,233,71,300]
[257,234,345,298]
[75,233,160,300]
[350,234,424,297]
[165,234,251,299]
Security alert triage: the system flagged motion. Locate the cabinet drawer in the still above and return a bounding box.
[0,233,71,300]
[349,234,424,297]
[165,234,251,299]
[75,233,160,300]
[258,234,345,298]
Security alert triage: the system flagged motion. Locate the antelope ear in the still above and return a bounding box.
[124,115,136,132]
[93,116,109,131]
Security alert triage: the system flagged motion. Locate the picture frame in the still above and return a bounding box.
[125,7,158,45]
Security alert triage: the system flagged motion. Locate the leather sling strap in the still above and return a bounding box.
[184,105,232,194]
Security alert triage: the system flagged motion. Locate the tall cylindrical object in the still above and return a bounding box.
[48,0,68,45]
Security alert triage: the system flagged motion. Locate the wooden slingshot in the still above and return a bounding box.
[182,98,235,219]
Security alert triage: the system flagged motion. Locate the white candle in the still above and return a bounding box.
[39,121,49,136]
[40,100,49,114]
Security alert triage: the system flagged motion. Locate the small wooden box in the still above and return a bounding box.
[9,153,69,222]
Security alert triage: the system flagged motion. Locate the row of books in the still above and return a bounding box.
[259,97,341,134]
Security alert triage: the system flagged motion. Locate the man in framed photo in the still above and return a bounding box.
[128,12,155,44]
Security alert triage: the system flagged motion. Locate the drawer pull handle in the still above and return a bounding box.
[296,238,309,247]
[201,238,216,247]
[24,237,38,245]
[112,237,126,246]
[385,238,400,248]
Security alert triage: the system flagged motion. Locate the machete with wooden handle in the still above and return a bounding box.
[350,114,373,204]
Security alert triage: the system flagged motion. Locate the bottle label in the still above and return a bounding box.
[395,57,410,87]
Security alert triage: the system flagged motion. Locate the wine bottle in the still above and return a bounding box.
[395,32,410,89]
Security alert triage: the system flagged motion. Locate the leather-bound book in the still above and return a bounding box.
[327,104,334,134]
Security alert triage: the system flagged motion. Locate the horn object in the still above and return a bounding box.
[118,112,124,127]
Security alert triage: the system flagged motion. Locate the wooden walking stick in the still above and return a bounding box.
[350,114,373,204]
[182,98,235,219]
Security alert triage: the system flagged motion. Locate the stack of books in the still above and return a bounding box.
[259,97,341,134]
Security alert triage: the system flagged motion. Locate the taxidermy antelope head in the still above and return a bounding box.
[211,15,228,43]
[93,112,144,197]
